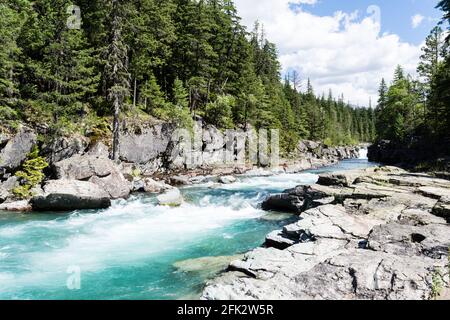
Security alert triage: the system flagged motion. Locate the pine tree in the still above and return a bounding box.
[0,0,28,122]
[104,0,131,160]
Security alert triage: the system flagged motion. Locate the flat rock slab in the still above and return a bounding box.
[0,200,32,212]
[418,187,450,200]
[202,166,450,301]
[32,180,111,211]
[368,222,450,259]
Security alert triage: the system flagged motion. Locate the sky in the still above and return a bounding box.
[233,0,446,107]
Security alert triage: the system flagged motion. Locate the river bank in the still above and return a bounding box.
[202,166,450,300]
[0,123,360,212]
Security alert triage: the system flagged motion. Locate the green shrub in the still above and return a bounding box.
[12,146,49,199]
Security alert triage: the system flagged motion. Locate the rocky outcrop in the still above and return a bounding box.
[202,166,450,300]
[54,155,131,199]
[31,180,111,211]
[0,127,37,175]
[118,120,360,175]
[42,135,89,164]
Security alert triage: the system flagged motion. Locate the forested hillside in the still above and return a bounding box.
[374,0,450,150]
[0,0,375,156]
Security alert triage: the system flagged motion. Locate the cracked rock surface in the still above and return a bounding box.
[202,166,450,300]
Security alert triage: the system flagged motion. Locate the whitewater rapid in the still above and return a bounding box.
[0,159,375,299]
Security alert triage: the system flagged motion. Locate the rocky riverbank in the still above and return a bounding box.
[201,166,450,300]
[0,123,360,212]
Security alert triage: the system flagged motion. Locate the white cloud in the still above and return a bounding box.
[234,0,422,107]
[411,14,425,29]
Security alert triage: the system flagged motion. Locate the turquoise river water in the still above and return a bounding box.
[0,156,375,299]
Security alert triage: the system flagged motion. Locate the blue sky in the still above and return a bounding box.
[291,0,444,45]
[234,0,448,106]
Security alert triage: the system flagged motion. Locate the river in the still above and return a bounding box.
[0,154,376,300]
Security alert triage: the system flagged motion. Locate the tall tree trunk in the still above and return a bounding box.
[133,78,137,108]
[112,98,120,160]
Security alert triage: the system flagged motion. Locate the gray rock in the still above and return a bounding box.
[265,230,298,250]
[119,123,174,164]
[0,133,9,145]
[368,223,450,259]
[132,179,145,192]
[54,155,131,199]
[32,180,111,211]
[0,200,32,212]
[43,135,89,164]
[291,250,442,300]
[157,188,183,206]
[203,167,450,301]
[0,187,8,204]
[433,197,450,220]
[87,141,109,158]
[0,127,37,172]
[261,193,305,213]
[189,176,208,184]
[143,178,172,193]
[219,175,236,184]
[398,208,447,226]
[2,176,18,191]
[418,186,450,200]
[170,175,192,186]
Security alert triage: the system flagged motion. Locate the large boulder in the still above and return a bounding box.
[54,155,131,199]
[261,193,305,213]
[42,134,89,164]
[433,196,450,220]
[157,188,184,206]
[0,200,32,212]
[0,127,37,173]
[119,123,174,164]
[219,175,236,184]
[31,180,111,211]
[142,178,172,193]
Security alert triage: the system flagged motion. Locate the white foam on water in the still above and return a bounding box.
[0,194,266,293]
[199,173,319,192]
[358,148,368,160]
[0,170,321,296]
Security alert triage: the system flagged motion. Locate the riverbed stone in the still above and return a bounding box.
[143,178,172,193]
[157,188,184,206]
[219,176,236,184]
[174,255,244,280]
[170,175,192,186]
[31,180,111,211]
